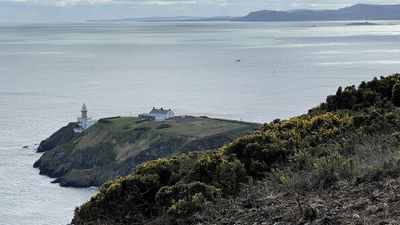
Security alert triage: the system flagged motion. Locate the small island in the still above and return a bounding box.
[346,21,379,26]
[34,111,260,188]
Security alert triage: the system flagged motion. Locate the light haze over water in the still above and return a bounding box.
[1,21,400,225]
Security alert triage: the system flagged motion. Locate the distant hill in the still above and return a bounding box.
[237,4,400,21]
[88,4,400,23]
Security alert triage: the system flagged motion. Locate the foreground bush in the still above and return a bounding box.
[75,74,400,224]
[74,151,247,224]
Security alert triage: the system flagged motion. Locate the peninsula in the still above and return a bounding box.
[34,115,260,187]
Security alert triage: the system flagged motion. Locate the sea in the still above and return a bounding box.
[1,21,400,225]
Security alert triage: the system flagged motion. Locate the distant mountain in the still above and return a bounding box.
[88,4,400,23]
[237,4,400,21]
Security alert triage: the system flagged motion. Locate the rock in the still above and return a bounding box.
[352,214,360,219]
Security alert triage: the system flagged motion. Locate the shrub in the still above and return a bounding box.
[365,157,400,181]
[188,151,247,194]
[272,151,355,192]
[311,152,355,188]
[392,81,400,106]
[76,174,161,224]
[156,181,222,218]
[222,112,352,177]
[135,158,182,185]
[323,75,399,111]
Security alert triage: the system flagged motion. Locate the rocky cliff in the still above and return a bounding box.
[36,122,77,153]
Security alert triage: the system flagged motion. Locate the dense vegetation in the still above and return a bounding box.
[74,74,400,224]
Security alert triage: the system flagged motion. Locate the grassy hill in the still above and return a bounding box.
[34,116,260,187]
[73,74,400,225]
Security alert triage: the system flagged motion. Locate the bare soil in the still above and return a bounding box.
[200,178,400,225]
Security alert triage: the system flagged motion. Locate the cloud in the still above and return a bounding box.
[3,0,400,8]
[55,0,112,6]
[289,2,351,9]
[0,0,113,6]
[0,0,216,6]
[140,0,197,5]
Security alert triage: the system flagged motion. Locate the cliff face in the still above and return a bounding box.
[36,122,77,153]
[34,116,260,187]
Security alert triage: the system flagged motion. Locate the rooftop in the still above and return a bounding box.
[150,107,171,115]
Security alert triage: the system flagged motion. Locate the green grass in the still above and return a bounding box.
[71,116,259,163]
[103,116,252,138]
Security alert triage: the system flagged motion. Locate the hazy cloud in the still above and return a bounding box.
[140,0,197,5]
[1,0,225,6]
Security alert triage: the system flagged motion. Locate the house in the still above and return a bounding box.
[139,107,174,122]
[73,104,97,133]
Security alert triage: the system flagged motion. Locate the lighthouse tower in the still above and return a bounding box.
[81,103,88,120]
[74,103,97,133]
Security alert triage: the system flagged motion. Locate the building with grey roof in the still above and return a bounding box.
[139,107,174,122]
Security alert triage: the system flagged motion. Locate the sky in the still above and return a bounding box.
[1,0,400,22]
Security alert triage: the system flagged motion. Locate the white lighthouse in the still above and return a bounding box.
[74,103,97,133]
[81,103,88,120]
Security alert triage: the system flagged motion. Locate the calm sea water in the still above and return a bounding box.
[1,21,400,224]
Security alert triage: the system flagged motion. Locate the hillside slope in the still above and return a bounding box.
[34,116,260,187]
[36,122,77,153]
[73,74,400,225]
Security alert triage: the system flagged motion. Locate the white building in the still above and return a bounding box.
[73,104,97,133]
[139,107,174,122]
